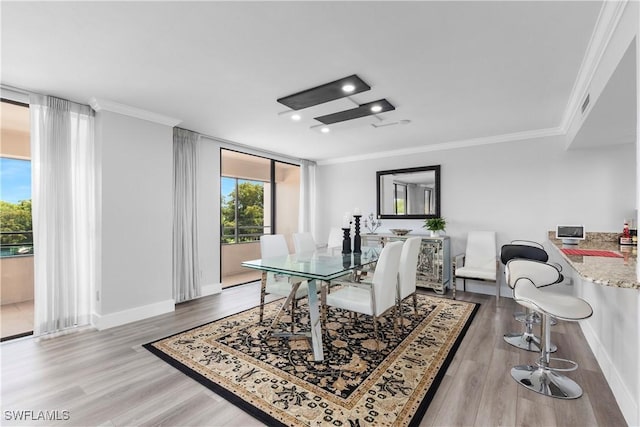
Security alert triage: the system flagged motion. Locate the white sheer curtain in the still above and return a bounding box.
[30,95,95,335]
[299,159,317,238]
[173,128,201,303]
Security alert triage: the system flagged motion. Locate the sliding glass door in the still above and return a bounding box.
[220,149,299,288]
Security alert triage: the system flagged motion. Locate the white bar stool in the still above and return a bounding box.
[507,258,593,399]
[502,249,562,352]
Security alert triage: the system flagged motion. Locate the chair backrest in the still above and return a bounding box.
[327,227,343,248]
[464,231,496,269]
[510,239,544,250]
[371,241,404,316]
[506,258,562,290]
[398,237,422,300]
[260,234,289,258]
[292,232,316,254]
[500,243,548,265]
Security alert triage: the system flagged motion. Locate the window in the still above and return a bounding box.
[221,177,270,243]
[0,101,32,257]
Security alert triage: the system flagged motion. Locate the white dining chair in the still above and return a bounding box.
[259,234,308,327]
[322,240,404,348]
[327,227,343,249]
[292,232,317,254]
[397,237,422,328]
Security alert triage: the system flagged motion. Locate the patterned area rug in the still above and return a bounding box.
[144,294,478,427]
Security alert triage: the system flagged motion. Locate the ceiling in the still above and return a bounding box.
[0,1,614,162]
[571,39,637,149]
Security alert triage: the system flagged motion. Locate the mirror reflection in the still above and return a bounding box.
[376,165,440,219]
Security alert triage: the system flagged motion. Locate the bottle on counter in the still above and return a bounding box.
[620,220,633,245]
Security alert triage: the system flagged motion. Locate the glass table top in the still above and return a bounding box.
[241,246,381,281]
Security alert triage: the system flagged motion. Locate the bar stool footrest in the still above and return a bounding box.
[536,357,578,372]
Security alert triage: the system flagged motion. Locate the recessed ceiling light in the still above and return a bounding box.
[371,105,383,113]
[291,114,301,121]
[320,127,330,133]
[342,83,355,93]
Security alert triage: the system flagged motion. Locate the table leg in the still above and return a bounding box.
[307,279,324,361]
[269,281,300,331]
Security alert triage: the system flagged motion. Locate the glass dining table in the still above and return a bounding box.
[241,246,381,361]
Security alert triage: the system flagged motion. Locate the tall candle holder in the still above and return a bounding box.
[353,214,362,253]
[342,227,352,254]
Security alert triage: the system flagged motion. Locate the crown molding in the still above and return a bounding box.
[317,127,564,165]
[89,97,181,127]
[559,0,629,133]
[319,1,629,166]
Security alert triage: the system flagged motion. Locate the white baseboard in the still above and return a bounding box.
[92,299,175,330]
[580,320,638,426]
[201,283,222,297]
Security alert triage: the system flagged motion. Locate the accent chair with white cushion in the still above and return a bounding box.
[259,234,308,325]
[454,231,497,301]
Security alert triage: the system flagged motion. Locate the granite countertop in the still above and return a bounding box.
[547,232,639,289]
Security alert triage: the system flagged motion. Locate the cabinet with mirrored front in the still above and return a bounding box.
[362,234,451,294]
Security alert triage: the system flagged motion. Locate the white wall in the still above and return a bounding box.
[93,111,174,328]
[317,135,636,296]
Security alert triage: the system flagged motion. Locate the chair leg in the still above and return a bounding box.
[259,272,267,322]
[373,317,379,351]
[291,299,296,333]
[463,278,466,292]
[396,298,403,330]
[392,306,397,335]
[412,293,418,313]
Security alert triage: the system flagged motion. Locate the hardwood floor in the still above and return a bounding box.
[0,283,627,426]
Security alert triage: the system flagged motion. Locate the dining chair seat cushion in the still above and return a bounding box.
[325,286,374,316]
[265,276,309,299]
[513,278,593,321]
[455,264,496,281]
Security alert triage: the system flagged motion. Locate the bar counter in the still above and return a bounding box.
[547,232,638,289]
[547,232,639,425]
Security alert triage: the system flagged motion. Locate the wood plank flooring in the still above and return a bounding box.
[0,283,627,426]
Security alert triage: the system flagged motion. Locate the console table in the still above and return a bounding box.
[361,234,451,295]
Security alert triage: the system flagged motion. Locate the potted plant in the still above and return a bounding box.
[424,217,446,237]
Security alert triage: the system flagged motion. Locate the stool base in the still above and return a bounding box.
[511,365,583,399]
[504,333,557,353]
